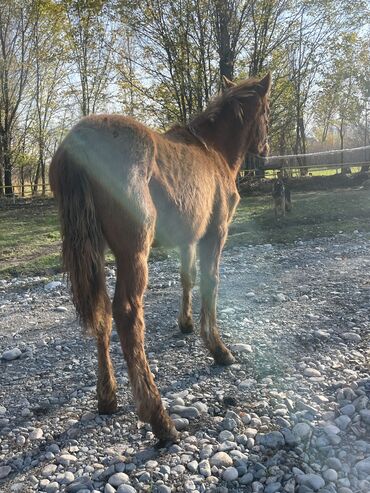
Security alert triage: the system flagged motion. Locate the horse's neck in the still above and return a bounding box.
[204,126,249,176]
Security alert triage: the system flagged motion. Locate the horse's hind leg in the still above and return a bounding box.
[112,234,178,443]
[199,228,235,366]
[96,294,117,414]
[178,243,197,334]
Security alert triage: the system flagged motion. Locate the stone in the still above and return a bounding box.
[298,473,325,491]
[257,431,285,449]
[323,424,340,435]
[238,379,256,390]
[66,477,94,492]
[340,404,355,416]
[170,405,200,419]
[303,368,321,377]
[1,348,22,361]
[108,472,130,486]
[156,486,172,493]
[56,454,77,466]
[42,464,57,477]
[187,460,198,473]
[116,486,137,493]
[326,458,342,471]
[341,332,361,342]
[56,472,75,485]
[192,401,208,413]
[239,472,254,484]
[323,469,338,482]
[219,430,234,442]
[45,482,59,493]
[275,293,286,302]
[199,459,211,477]
[222,467,238,481]
[230,343,252,353]
[292,422,311,440]
[209,452,233,468]
[45,281,62,291]
[265,482,282,493]
[173,418,189,430]
[360,409,370,424]
[29,428,43,440]
[355,457,370,474]
[0,466,11,479]
[104,485,116,493]
[335,415,351,430]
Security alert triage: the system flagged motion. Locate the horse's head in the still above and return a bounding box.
[226,73,271,159]
[189,73,271,172]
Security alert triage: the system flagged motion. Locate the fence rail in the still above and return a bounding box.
[1,145,370,198]
[245,145,370,171]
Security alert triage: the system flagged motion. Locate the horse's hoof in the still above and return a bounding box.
[98,399,118,415]
[213,347,235,366]
[178,319,194,334]
[155,428,180,449]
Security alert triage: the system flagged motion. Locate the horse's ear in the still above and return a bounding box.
[256,72,271,97]
[222,75,236,89]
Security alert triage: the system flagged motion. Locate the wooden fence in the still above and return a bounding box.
[1,145,370,198]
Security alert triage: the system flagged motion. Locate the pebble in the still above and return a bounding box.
[116,486,137,493]
[355,457,370,474]
[0,465,12,479]
[298,473,325,490]
[1,348,22,361]
[29,428,43,440]
[230,343,252,353]
[173,417,189,430]
[340,404,355,416]
[56,454,78,466]
[222,466,238,481]
[360,409,370,424]
[293,422,311,440]
[265,482,282,493]
[199,459,211,477]
[209,452,233,467]
[104,487,115,493]
[323,469,338,481]
[44,281,62,290]
[109,472,130,486]
[42,464,57,477]
[239,472,254,484]
[170,405,200,419]
[341,332,361,342]
[303,368,321,377]
[257,431,285,449]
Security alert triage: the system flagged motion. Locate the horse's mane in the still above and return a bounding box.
[189,77,264,130]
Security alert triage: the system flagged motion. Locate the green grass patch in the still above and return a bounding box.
[228,187,370,246]
[1,187,370,277]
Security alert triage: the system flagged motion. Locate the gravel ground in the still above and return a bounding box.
[1,232,370,493]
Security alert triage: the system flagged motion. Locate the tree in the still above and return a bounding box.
[0,1,36,195]
[62,0,116,116]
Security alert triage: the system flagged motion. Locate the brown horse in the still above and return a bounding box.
[49,73,271,443]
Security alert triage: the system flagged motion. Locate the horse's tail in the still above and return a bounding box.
[49,146,107,336]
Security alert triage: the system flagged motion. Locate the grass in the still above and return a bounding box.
[1,187,370,277]
[229,187,370,245]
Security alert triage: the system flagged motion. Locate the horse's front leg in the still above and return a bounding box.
[199,228,235,366]
[178,243,197,334]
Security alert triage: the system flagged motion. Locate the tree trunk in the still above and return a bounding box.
[340,122,351,174]
[3,137,13,196]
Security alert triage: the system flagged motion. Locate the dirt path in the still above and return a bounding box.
[0,232,369,493]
